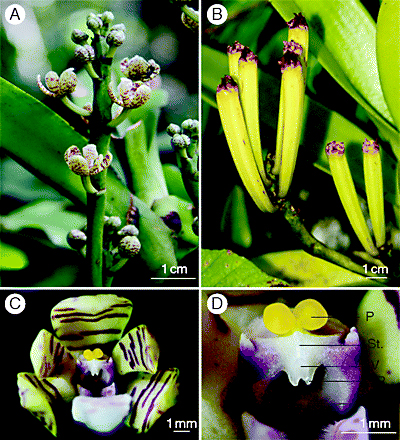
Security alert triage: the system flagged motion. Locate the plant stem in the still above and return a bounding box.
[85,57,113,286]
[182,5,198,23]
[281,200,386,280]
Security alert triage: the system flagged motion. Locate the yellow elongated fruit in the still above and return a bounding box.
[238,47,269,185]
[277,49,306,198]
[273,40,304,177]
[287,13,309,69]
[216,75,275,213]
[274,13,308,177]
[362,139,386,247]
[326,141,378,256]
[227,41,244,83]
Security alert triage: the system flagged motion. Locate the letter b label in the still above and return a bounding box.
[207,5,228,25]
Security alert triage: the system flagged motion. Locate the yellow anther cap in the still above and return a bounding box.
[263,303,296,335]
[293,299,328,331]
[83,348,104,361]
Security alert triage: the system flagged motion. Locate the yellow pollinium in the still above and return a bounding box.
[263,299,329,335]
[83,348,104,361]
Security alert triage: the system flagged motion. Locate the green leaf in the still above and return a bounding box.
[376,0,400,130]
[270,0,395,131]
[0,241,29,270]
[0,78,177,278]
[201,249,290,287]
[0,200,85,248]
[1,77,88,206]
[253,250,385,287]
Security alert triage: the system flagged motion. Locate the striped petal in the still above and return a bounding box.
[17,372,58,436]
[112,325,159,375]
[51,295,133,352]
[126,368,179,434]
[30,329,75,379]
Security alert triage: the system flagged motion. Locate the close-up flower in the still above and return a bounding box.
[108,78,152,110]
[120,56,160,83]
[16,294,180,437]
[202,291,399,439]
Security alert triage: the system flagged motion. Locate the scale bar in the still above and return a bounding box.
[342,433,397,435]
[173,430,191,433]
[366,276,388,279]
[150,277,197,280]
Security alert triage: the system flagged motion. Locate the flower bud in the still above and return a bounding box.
[101,11,114,24]
[86,13,103,33]
[67,229,87,250]
[118,225,139,237]
[71,29,89,44]
[110,23,126,32]
[181,119,199,137]
[167,123,181,136]
[74,45,95,63]
[104,216,122,231]
[118,236,141,257]
[106,29,125,47]
[171,133,191,150]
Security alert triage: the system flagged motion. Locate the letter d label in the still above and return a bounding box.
[207,293,228,314]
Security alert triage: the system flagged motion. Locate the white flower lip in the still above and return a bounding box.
[240,316,361,414]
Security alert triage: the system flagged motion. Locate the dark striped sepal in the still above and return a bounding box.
[125,368,180,433]
[112,325,160,375]
[30,329,76,382]
[51,294,133,351]
[17,372,59,436]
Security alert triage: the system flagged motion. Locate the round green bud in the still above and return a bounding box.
[74,45,95,63]
[101,11,114,24]
[104,216,122,230]
[118,225,139,237]
[171,133,191,149]
[167,123,181,136]
[71,29,89,44]
[110,23,126,32]
[106,29,125,47]
[118,236,141,257]
[67,229,87,250]
[86,13,103,33]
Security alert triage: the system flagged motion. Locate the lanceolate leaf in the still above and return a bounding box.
[376,0,400,130]
[0,78,177,278]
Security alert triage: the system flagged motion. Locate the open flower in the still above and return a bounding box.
[37,68,77,98]
[64,145,112,177]
[17,294,179,436]
[120,56,160,82]
[108,78,151,109]
[241,299,361,414]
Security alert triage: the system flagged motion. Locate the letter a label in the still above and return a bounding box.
[5,4,26,25]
